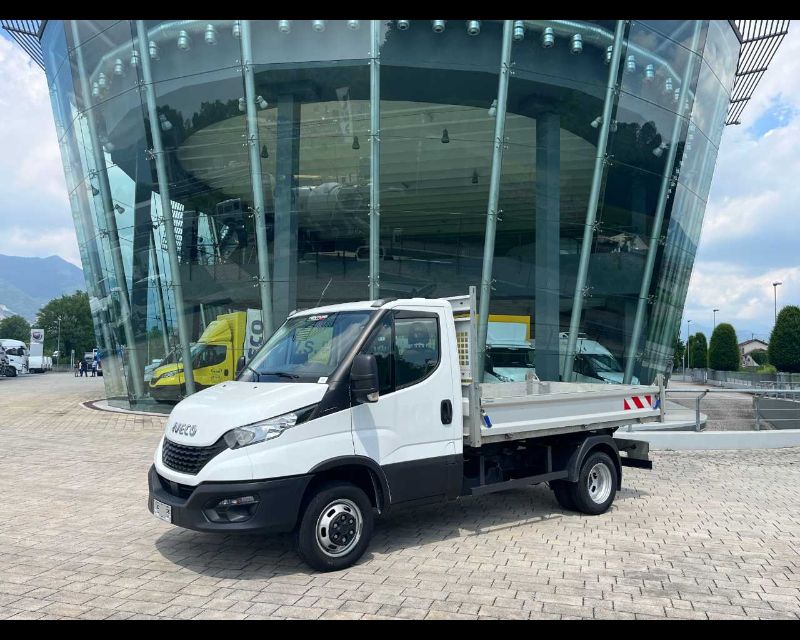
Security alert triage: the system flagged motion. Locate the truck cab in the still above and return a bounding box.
[149,312,246,401]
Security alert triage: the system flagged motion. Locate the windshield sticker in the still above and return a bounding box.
[309,315,329,321]
[318,377,328,384]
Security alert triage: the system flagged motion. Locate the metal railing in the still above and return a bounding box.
[666,386,800,431]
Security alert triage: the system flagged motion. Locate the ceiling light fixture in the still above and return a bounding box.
[232,21,242,38]
[278,20,291,34]
[513,20,525,41]
[432,20,446,33]
[204,24,218,45]
[467,20,481,36]
[542,27,555,48]
[177,30,191,51]
[347,20,360,30]
[396,20,410,30]
[312,20,326,32]
[570,34,583,54]
[113,58,125,77]
[148,40,159,60]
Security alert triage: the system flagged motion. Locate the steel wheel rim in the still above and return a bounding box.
[587,462,613,504]
[315,498,363,558]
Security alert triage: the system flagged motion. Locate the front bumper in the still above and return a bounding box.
[148,465,312,534]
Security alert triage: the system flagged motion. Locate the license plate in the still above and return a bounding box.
[152,499,172,524]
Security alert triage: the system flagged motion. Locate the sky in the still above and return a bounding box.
[0,24,797,343]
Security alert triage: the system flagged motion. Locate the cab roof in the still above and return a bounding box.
[290,297,447,318]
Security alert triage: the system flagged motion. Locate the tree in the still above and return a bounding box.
[750,348,769,366]
[709,323,739,371]
[35,291,95,360]
[688,332,708,369]
[0,314,31,342]
[768,305,800,373]
[672,333,685,369]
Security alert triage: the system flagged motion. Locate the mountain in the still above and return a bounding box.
[0,254,85,322]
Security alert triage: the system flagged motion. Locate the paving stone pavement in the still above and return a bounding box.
[1,372,800,620]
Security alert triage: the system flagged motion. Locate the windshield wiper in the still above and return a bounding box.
[261,371,301,379]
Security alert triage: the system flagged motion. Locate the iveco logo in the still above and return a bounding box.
[171,422,197,437]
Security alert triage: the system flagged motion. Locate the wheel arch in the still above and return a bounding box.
[565,435,622,486]
[304,456,390,516]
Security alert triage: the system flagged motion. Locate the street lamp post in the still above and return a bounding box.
[56,315,62,367]
[713,308,719,332]
[686,319,692,372]
[773,281,782,324]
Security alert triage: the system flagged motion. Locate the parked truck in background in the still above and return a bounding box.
[484,317,637,385]
[149,312,247,402]
[148,289,658,571]
[0,339,28,376]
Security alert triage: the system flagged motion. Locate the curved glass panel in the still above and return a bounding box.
[39,19,740,408]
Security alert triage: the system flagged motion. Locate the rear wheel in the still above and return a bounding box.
[570,451,617,515]
[297,481,374,572]
[7,367,17,377]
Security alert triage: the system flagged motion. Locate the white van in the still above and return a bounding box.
[0,339,28,376]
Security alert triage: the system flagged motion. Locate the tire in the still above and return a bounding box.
[7,367,17,377]
[570,451,617,515]
[296,481,374,572]
[550,479,577,511]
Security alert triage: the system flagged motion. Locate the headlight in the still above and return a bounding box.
[223,405,316,449]
[156,370,180,381]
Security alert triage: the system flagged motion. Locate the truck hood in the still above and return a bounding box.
[165,381,328,446]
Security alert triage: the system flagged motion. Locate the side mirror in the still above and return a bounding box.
[350,354,380,404]
[235,356,246,377]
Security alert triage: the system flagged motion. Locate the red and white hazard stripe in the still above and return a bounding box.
[623,395,653,411]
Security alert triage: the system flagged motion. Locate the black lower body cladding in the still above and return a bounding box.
[148,465,312,534]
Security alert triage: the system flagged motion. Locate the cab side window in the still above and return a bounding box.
[394,317,439,389]
[360,315,393,395]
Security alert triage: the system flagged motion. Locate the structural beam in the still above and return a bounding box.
[368,19,381,300]
[623,21,703,384]
[240,20,275,336]
[71,21,145,399]
[135,20,196,396]
[535,112,561,382]
[273,94,300,323]
[476,20,514,381]
[562,20,626,382]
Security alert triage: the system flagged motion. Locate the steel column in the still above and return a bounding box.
[240,20,275,336]
[475,20,514,381]
[623,21,703,383]
[135,20,196,395]
[71,22,145,399]
[368,20,381,300]
[562,20,627,381]
[149,229,171,358]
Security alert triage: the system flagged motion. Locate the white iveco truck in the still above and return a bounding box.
[149,289,660,571]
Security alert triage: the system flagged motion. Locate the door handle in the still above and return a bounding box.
[441,399,453,425]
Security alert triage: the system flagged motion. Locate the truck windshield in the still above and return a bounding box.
[242,311,372,382]
[586,354,622,374]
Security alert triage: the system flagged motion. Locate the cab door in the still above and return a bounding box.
[351,307,457,504]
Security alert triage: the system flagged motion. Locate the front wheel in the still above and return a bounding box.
[297,482,374,572]
[569,451,618,515]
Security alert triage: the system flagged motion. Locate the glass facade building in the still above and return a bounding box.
[39,19,739,410]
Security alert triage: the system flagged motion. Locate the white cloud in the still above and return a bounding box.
[685,24,800,340]
[0,36,79,266]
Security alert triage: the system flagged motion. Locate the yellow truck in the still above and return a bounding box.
[149,311,247,402]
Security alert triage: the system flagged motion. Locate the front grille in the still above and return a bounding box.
[162,436,227,475]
